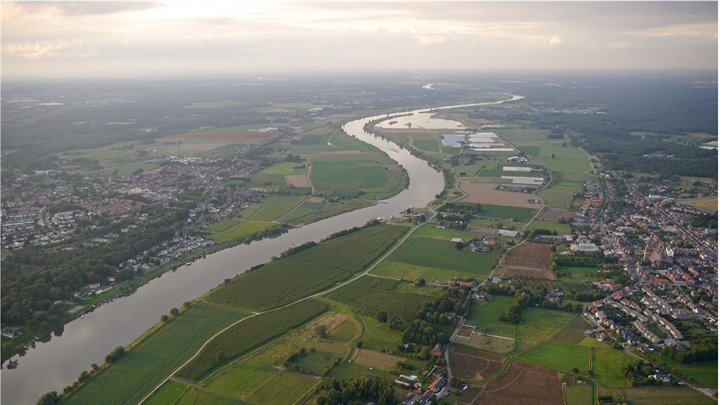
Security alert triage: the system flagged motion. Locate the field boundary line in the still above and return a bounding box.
[139,224,417,404]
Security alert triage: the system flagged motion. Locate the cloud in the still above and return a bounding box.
[14,1,159,16]
[6,38,84,59]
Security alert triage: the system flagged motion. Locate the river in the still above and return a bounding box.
[1,96,521,404]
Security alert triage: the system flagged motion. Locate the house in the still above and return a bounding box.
[430,343,444,358]
[1,327,22,339]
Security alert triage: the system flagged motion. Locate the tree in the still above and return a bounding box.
[377,311,388,323]
[37,391,59,405]
[170,307,179,316]
[571,367,580,375]
[417,278,426,287]
[161,315,169,322]
[315,324,327,339]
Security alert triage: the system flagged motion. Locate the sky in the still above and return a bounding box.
[2,1,717,80]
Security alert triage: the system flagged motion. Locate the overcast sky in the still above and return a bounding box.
[2,1,717,80]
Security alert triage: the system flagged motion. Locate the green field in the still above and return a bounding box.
[209,220,280,244]
[259,161,307,175]
[328,276,429,320]
[65,303,248,404]
[557,266,604,283]
[592,347,634,387]
[464,296,516,338]
[177,299,328,380]
[243,195,306,221]
[412,136,439,152]
[310,160,389,195]
[520,341,591,375]
[359,315,404,352]
[282,199,373,225]
[652,356,719,388]
[411,223,486,241]
[564,383,593,405]
[526,219,571,234]
[207,224,407,311]
[379,237,497,280]
[475,203,538,223]
[186,312,358,403]
[144,380,188,405]
[621,386,716,405]
[538,180,584,209]
[519,308,575,348]
[552,315,593,345]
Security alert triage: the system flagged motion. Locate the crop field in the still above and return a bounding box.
[496,242,555,279]
[209,220,280,244]
[327,276,429,320]
[144,380,188,405]
[551,316,592,345]
[557,266,603,282]
[448,346,503,380]
[519,341,591,375]
[411,223,483,241]
[454,330,515,354]
[170,125,279,142]
[259,161,307,175]
[282,199,373,225]
[621,386,716,405]
[538,180,584,209]
[177,299,328,380]
[207,224,407,311]
[538,207,575,222]
[564,383,593,405]
[476,203,539,222]
[464,296,516,338]
[65,303,248,405]
[526,219,571,235]
[172,387,242,404]
[675,361,718,388]
[359,315,403,353]
[461,182,544,209]
[592,347,634,387]
[310,160,389,195]
[519,308,575,349]
[353,348,410,371]
[459,361,564,405]
[187,312,356,403]
[243,195,306,221]
[379,236,497,280]
[679,196,719,213]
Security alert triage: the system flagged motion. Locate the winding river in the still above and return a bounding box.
[1,96,522,404]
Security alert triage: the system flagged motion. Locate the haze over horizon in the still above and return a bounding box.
[2,1,718,80]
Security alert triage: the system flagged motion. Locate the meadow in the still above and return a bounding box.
[476,203,538,223]
[464,296,516,338]
[556,266,604,283]
[621,386,716,405]
[526,219,572,235]
[242,195,307,221]
[209,219,280,244]
[519,307,575,348]
[206,224,407,311]
[177,299,328,380]
[327,276,429,320]
[379,236,497,279]
[520,341,591,375]
[564,383,594,405]
[65,303,248,404]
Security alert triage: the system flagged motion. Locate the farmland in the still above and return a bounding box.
[207,224,407,311]
[374,236,497,281]
[461,182,543,210]
[564,383,593,405]
[458,361,565,405]
[448,346,503,381]
[621,386,717,405]
[64,303,248,405]
[209,219,280,244]
[519,341,591,375]
[180,312,358,404]
[464,295,516,338]
[526,219,572,235]
[519,308,575,348]
[242,195,307,221]
[327,276,429,320]
[177,299,328,380]
[309,151,407,198]
[495,242,555,279]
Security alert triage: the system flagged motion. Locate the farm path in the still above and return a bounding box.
[139,220,424,404]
